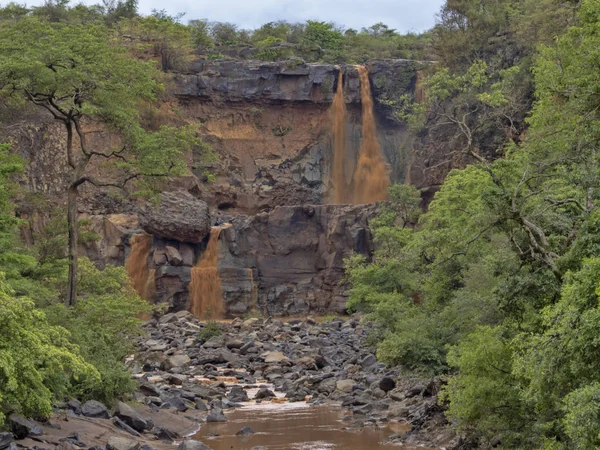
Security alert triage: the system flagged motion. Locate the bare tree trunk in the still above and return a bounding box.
[66,185,78,306]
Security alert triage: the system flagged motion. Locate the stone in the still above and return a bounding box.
[254,388,276,400]
[406,384,426,398]
[112,417,141,437]
[0,433,14,450]
[139,191,211,243]
[113,402,151,432]
[227,385,249,402]
[236,426,255,436]
[360,354,377,368]
[263,351,288,363]
[226,339,244,349]
[206,411,227,423]
[81,400,110,419]
[152,426,180,441]
[336,380,354,393]
[166,374,187,385]
[139,382,162,397]
[8,415,42,439]
[165,246,184,265]
[167,354,191,368]
[106,437,140,450]
[378,376,396,393]
[176,441,213,450]
[195,399,209,411]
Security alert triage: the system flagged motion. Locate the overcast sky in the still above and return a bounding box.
[22,0,445,32]
[161,0,444,32]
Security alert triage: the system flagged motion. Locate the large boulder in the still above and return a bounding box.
[113,402,151,433]
[81,400,110,419]
[8,415,42,439]
[138,191,211,243]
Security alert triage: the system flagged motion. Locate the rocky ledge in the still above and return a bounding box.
[174,58,422,104]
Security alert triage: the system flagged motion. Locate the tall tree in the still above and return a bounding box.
[0,18,206,306]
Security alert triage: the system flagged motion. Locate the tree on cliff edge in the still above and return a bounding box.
[0,18,207,306]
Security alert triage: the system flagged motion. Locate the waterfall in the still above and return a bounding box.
[352,65,390,204]
[189,227,224,320]
[125,233,152,298]
[330,68,347,204]
[327,66,390,204]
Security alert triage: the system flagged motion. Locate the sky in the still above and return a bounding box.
[26,0,446,32]
[149,0,445,32]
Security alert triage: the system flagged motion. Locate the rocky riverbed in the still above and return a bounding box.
[3,313,457,450]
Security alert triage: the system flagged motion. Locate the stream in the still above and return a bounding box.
[195,402,434,450]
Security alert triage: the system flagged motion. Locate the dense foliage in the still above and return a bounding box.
[349,0,600,447]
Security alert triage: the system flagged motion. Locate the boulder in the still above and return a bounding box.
[378,376,396,393]
[360,354,377,368]
[206,410,227,423]
[254,388,276,400]
[106,437,140,450]
[176,441,213,450]
[113,402,151,432]
[152,426,180,441]
[167,354,191,369]
[336,380,354,393]
[263,351,288,363]
[139,191,211,243]
[8,415,42,439]
[0,432,14,450]
[81,400,110,419]
[227,386,249,403]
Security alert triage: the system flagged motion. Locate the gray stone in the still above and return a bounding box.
[167,354,191,368]
[254,388,276,400]
[106,437,139,450]
[360,354,377,368]
[176,441,213,450]
[0,432,14,450]
[236,426,255,436]
[81,400,110,419]
[113,402,150,432]
[336,380,354,393]
[8,415,42,439]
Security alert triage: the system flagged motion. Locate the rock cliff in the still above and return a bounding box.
[3,57,422,316]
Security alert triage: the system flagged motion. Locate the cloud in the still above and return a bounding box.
[137,0,444,33]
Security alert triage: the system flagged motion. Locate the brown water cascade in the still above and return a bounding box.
[189,227,224,320]
[352,65,390,203]
[125,233,152,298]
[330,68,348,204]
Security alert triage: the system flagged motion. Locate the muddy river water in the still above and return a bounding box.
[194,401,437,450]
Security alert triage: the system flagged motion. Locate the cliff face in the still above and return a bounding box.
[174,59,420,214]
[4,58,421,316]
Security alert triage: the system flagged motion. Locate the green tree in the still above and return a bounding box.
[0,18,206,306]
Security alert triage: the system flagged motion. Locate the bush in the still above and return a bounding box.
[0,276,97,424]
[198,319,222,341]
[44,258,151,405]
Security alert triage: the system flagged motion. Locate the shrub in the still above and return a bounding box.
[198,319,222,341]
[44,258,151,405]
[0,276,97,424]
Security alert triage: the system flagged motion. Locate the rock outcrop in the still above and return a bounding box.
[174,59,420,104]
[138,192,211,244]
[134,204,376,315]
